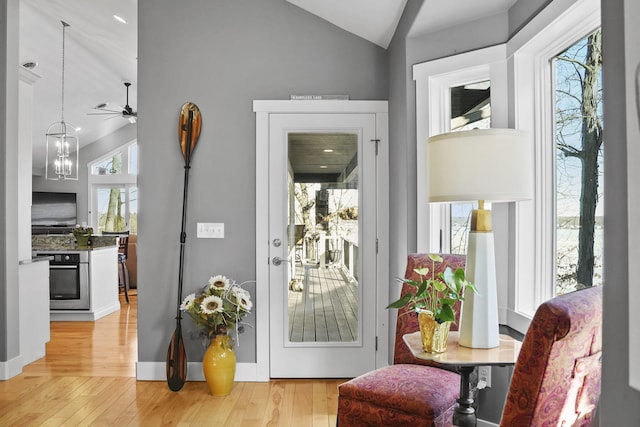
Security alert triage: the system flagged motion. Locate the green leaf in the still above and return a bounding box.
[439,304,456,322]
[428,254,443,263]
[416,281,428,298]
[414,267,429,277]
[398,278,420,288]
[441,297,456,306]
[386,293,413,309]
[433,280,446,292]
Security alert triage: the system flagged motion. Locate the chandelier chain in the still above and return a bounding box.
[60,20,69,123]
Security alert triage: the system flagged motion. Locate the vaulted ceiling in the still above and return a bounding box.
[19,0,516,171]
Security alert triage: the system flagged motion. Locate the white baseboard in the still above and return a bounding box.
[0,355,23,380]
[50,302,120,322]
[136,362,261,382]
[478,418,499,427]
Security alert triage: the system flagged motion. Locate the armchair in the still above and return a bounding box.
[337,254,466,427]
[499,285,602,426]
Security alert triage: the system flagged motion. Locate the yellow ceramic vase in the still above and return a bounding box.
[202,334,236,396]
[418,310,451,353]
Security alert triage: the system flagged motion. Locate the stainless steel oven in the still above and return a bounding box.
[37,251,90,310]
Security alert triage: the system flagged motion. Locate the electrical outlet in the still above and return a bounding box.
[197,222,224,238]
[478,366,492,388]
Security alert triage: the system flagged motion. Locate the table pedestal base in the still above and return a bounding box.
[452,366,476,427]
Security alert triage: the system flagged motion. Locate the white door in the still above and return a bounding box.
[268,113,379,378]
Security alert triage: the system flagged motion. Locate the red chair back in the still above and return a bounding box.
[393,253,466,365]
[500,286,602,426]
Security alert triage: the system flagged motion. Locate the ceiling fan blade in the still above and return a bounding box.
[89,108,122,113]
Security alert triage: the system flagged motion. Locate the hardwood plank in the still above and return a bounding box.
[2,293,346,426]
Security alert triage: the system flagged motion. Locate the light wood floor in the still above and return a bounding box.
[1,292,345,426]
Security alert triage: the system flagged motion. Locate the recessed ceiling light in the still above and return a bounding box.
[323,149,334,153]
[113,14,127,24]
[319,165,328,169]
[75,127,82,132]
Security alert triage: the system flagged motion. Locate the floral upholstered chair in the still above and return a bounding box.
[337,254,466,427]
[498,285,602,426]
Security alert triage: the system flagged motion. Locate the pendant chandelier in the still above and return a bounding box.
[45,20,78,181]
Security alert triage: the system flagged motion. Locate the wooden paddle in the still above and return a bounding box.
[166,102,202,392]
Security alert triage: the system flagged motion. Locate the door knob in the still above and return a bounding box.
[272,256,290,266]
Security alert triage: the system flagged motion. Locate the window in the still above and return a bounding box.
[414,44,508,255]
[88,142,138,234]
[553,30,603,295]
[512,0,600,328]
[415,0,600,334]
[449,80,491,254]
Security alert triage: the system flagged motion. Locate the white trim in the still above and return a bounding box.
[511,0,600,322]
[253,100,389,379]
[254,108,271,381]
[414,44,507,254]
[136,362,258,382]
[375,112,390,369]
[413,45,511,325]
[0,356,23,380]
[253,100,388,114]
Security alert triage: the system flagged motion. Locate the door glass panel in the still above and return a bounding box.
[287,133,359,343]
[449,80,491,254]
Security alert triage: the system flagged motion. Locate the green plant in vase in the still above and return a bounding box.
[72,225,93,246]
[387,254,477,352]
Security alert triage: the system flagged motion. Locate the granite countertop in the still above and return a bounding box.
[31,234,118,251]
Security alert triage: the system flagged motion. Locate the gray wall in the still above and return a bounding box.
[386,0,423,358]
[1,0,19,365]
[600,0,640,424]
[32,123,138,226]
[137,0,387,363]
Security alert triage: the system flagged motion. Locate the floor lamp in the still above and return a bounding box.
[427,128,532,348]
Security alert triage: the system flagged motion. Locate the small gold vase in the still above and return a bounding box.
[418,310,451,353]
[202,334,236,396]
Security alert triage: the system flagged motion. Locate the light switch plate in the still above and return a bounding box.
[197,222,224,238]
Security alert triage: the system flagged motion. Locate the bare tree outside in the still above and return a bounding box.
[294,183,318,261]
[555,29,603,293]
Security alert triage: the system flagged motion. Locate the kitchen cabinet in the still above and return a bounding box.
[19,258,50,366]
[49,247,120,321]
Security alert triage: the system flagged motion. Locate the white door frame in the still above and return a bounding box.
[254,100,389,381]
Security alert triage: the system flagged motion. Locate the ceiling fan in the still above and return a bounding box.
[88,82,137,123]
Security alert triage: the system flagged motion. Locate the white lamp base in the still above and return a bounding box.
[459,231,500,348]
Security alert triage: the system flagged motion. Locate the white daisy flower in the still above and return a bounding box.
[200,295,224,314]
[237,293,253,312]
[208,275,230,291]
[180,293,196,310]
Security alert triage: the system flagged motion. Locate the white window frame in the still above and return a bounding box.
[508,0,601,331]
[87,141,138,231]
[415,0,600,334]
[414,44,510,323]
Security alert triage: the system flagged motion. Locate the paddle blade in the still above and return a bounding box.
[178,102,202,160]
[166,328,187,391]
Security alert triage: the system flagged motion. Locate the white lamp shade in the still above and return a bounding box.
[427,128,532,203]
